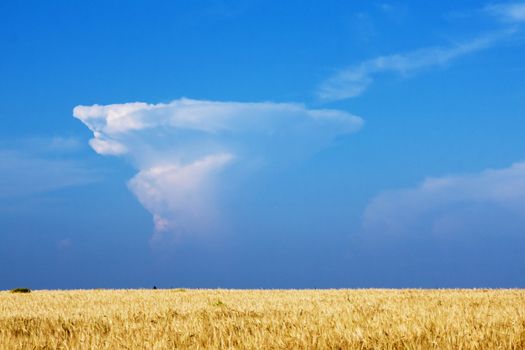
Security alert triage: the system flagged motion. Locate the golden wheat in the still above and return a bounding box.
[0,289,524,349]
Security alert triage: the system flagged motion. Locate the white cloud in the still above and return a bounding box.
[362,162,525,238]
[318,32,507,101]
[485,2,525,22]
[128,153,234,239]
[74,98,363,239]
[89,134,128,155]
[319,0,525,102]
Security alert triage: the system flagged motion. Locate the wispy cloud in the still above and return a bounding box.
[362,162,525,239]
[318,1,525,101]
[485,2,525,22]
[318,31,510,101]
[0,138,98,199]
[352,162,525,287]
[74,98,363,240]
[0,136,83,154]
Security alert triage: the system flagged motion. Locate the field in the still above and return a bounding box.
[1,289,524,349]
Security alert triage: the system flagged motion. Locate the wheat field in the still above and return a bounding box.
[0,289,524,349]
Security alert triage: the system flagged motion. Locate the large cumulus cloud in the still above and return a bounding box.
[74,98,362,239]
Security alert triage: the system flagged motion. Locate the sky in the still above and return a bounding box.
[1,0,525,289]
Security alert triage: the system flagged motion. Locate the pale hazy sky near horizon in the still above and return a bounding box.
[1,0,525,289]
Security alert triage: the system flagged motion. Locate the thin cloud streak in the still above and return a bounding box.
[318,30,512,101]
[485,2,525,22]
[0,147,98,199]
[0,152,96,198]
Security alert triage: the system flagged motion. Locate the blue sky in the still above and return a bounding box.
[1,1,525,289]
